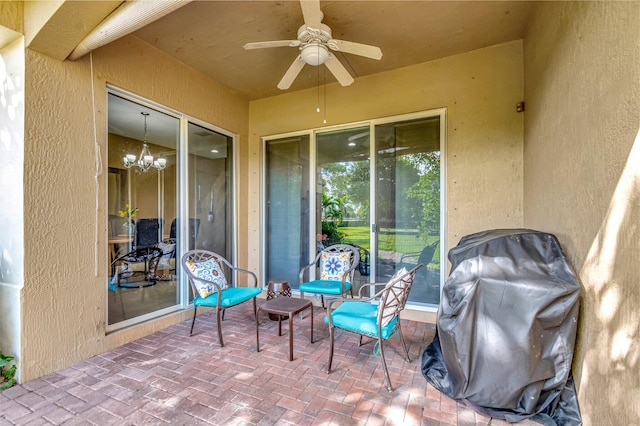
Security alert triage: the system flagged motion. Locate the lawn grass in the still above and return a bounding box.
[340,225,438,257]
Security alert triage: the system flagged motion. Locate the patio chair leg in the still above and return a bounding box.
[358,335,364,347]
[397,324,411,363]
[321,295,325,308]
[221,308,226,321]
[327,326,335,374]
[189,307,198,336]
[378,337,393,392]
[216,308,224,347]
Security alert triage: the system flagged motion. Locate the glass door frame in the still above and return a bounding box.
[369,109,446,310]
[261,108,446,311]
[106,85,239,332]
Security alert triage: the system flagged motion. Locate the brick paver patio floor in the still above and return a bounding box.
[0,302,539,425]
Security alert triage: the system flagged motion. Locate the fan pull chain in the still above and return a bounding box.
[323,67,327,124]
[316,44,321,113]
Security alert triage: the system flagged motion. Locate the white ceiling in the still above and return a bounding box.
[130,1,535,100]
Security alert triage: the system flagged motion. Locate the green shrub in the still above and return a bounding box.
[321,221,344,246]
[0,351,16,391]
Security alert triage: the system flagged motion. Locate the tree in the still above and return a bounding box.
[404,152,441,238]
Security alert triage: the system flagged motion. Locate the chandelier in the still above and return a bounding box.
[123,112,166,172]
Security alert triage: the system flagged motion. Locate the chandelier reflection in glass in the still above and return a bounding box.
[123,112,166,172]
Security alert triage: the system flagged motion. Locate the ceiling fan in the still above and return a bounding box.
[243,0,382,90]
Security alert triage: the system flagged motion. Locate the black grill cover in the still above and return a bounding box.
[421,229,582,425]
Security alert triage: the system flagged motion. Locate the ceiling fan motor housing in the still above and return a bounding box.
[297,23,332,43]
[297,24,332,65]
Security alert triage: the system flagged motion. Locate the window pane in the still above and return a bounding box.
[185,122,233,301]
[375,116,441,305]
[316,127,371,293]
[107,93,179,325]
[265,136,310,288]
[187,122,233,255]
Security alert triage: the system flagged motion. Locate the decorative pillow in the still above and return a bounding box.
[185,259,228,298]
[377,267,408,327]
[156,241,176,267]
[320,252,351,281]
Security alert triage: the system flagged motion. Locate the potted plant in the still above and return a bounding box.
[117,204,139,235]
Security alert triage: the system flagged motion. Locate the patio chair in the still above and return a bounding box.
[299,244,360,308]
[135,218,164,249]
[182,250,262,347]
[399,240,439,271]
[153,238,176,281]
[170,218,201,248]
[325,264,422,392]
[110,246,163,288]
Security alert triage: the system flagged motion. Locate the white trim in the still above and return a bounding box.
[309,131,317,281]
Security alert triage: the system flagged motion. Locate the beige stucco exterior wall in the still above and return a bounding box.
[20,34,249,382]
[523,2,640,424]
[248,41,524,322]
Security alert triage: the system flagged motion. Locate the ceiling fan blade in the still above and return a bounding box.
[278,56,306,90]
[324,55,354,87]
[300,0,323,29]
[244,40,301,50]
[330,39,383,60]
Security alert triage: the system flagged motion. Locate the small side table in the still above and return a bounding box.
[256,297,313,361]
[266,280,291,320]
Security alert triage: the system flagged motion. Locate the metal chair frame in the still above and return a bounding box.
[326,264,422,392]
[110,246,163,287]
[299,244,360,307]
[181,250,260,347]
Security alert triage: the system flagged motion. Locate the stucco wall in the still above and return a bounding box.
[523,2,640,424]
[248,41,525,317]
[21,35,249,382]
[0,1,22,35]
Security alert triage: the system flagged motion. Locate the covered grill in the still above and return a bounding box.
[422,229,582,425]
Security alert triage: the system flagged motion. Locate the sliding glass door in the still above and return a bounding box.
[263,135,311,288]
[263,109,444,307]
[107,89,235,328]
[373,115,442,305]
[315,127,371,295]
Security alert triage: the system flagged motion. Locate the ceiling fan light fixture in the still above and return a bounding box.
[244,0,381,89]
[301,44,329,66]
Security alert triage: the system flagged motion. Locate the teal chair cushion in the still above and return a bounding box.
[299,279,351,295]
[325,301,398,340]
[194,287,261,308]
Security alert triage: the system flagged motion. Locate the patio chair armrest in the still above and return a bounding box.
[231,267,258,288]
[299,250,322,283]
[357,265,425,299]
[299,262,316,283]
[357,282,389,298]
[214,255,259,288]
